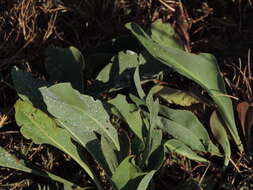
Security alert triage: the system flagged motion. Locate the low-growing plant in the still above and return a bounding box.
[0,19,244,189]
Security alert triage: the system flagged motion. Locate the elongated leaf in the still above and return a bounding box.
[134,67,146,99]
[159,116,206,152]
[55,120,114,177]
[210,111,231,166]
[109,94,143,141]
[137,170,156,190]
[142,95,162,168]
[11,67,50,109]
[151,85,201,106]
[159,105,220,155]
[112,156,144,190]
[40,83,120,150]
[150,19,184,50]
[126,22,243,152]
[0,147,79,190]
[45,46,85,93]
[14,100,103,190]
[165,139,208,162]
[129,93,219,155]
[101,136,119,175]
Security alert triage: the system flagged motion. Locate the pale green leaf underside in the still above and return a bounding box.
[14,100,103,189]
[39,83,120,150]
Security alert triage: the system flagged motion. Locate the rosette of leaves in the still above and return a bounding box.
[5,19,244,190]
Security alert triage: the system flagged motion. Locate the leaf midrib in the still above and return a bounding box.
[26,113,95,180]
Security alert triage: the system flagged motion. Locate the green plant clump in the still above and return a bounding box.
[0,20,244,189]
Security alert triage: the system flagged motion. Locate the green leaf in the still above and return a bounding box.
[109,94,143,141]
[147,144,164,171]
[96,50,142,93]
[112,156,144,190]
[101,136,119,175]
[150,19,184,50]
[126,22,243,153]
[165,139,208,162]
[151,85,201,106]
[137,170,156,190]
[210,111,231,166]
[134,66,146,99]
[159,116,205,152]
[14,100,103,190]
[158,105,220,155]
[40,83,120,150]
[128,93,219,155]
[45,46,85,93]
[97,50,140,83]
[55,120,115,177]
[0,147,79,190]
[141,95,162,168]
[139,50,170,76]
[11,67,50,109]
[95,50,165,94]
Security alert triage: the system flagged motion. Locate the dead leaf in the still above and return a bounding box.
[237,101,250,137]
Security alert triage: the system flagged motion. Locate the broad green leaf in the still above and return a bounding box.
[97,50,140,83]
[139,50,170,76]
[14,100,103,190]
[112,156,144,190]
[137,170,156,190]
[11,67,50,109]
[40,83,120,150]
[150,19,184,50]
[158,105,220,155]
[165,139,208,162]
[55,120,114,177]
[96,50,142,93]
[159,116,206,152]
[45,46,85,93]
[0,147,79,190]
[210,111,231,166]
[95,50,166,94]
[126,22,243,153]
[151,85,201,106]
[109,94,143,141]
